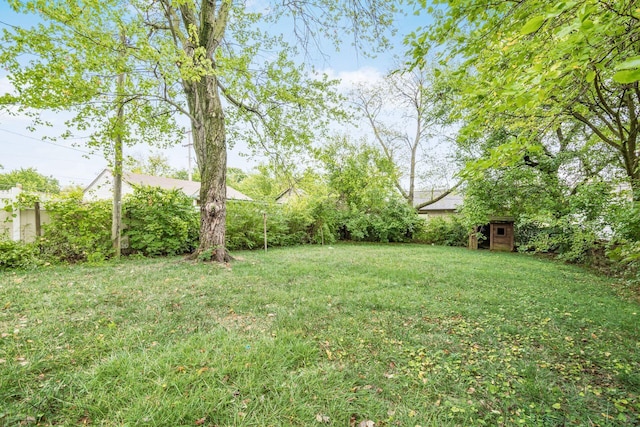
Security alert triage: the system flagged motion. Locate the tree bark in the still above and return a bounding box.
[185,73,229,262]
[112,55,125,258]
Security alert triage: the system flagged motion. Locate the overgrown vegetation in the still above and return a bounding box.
[0,239,40,270]
[2,175,425,265]
[41,190,113,263]
[1,245,638,426]
[124,186,199,256]
[415,216,468,247]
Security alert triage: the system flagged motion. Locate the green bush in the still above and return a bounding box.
[0,239,40,270]
[415,215,468,246]
[225,201,317,250]
[41,191,112,262]
[515,215,604,264]
[337,197,424,243]
[123,186,199,256]
[225,201,271,250]
[225,192,341,251]
[281,194,338,245]
[605,200,640,280]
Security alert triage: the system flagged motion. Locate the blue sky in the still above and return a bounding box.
[0,2,429,187]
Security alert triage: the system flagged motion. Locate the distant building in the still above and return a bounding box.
[413,189,463,218]
[84,169,252,204]
[0,185,49,242]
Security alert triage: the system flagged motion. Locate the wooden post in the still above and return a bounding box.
[263,212,267,252]
[468,227,479,250]
[34,201,41,237]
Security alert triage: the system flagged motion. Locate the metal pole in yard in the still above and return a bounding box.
[263,211,267,252]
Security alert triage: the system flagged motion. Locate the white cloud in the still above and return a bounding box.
[320,66,384,92]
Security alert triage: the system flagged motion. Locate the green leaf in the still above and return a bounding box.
[615,56,640,70]
[613,69,640,84]
[521,16,545,35]
[585,70,595,83]
[581,20,594,30]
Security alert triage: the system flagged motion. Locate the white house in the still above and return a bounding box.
[83,169,252,204]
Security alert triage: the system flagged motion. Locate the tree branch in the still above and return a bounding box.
[571,110,620,150]
[414,181,462,210]
[217,81,263,118]
[206,0,230,55]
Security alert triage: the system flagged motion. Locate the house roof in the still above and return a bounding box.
[85,169,252,201]
[414,189,463,212]
[123,172,201,197]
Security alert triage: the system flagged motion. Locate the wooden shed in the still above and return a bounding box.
[468,216,515,252]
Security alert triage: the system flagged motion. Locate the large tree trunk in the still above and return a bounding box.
[185,74,229,263]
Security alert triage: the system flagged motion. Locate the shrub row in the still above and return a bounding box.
[4,186,456,269]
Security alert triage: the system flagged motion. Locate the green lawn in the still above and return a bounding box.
[1,244,639,426]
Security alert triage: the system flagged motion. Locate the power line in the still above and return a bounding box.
[0,20,19,30]
[0,128,95,155]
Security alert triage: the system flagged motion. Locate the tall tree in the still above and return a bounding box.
[351,65,458,209]
[2,0,397,262]
[408,0,640,198]
[319,135,399,209]
[1,1,183,256]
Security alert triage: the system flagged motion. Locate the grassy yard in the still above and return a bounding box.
[1,244,639,426]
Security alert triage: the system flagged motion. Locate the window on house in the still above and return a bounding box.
[496,227,506,236]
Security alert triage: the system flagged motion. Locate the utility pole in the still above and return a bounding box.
[183,130,193,181]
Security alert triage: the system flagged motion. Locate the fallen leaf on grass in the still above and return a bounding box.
[358,421,375,427]
[315,413,330,423]
[195,417,206,425]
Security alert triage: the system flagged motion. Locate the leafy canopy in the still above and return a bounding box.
[407,0,640,185]
[0,167,60,193]
[1,1,183,161]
